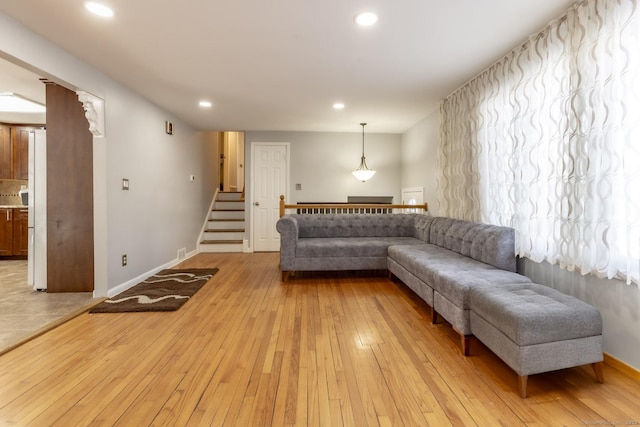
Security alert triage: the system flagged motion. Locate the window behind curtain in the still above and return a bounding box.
[438,0,640,284]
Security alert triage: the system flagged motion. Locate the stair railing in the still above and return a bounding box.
[279,195,428,218]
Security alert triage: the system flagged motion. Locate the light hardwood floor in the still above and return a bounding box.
[0,252,639,426]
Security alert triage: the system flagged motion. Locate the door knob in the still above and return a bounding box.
[254,202,260,206]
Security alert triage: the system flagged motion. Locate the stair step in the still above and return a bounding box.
[198,240,244,253]
[210,210,245,220]
[216,191,243,201]
[214,202,245,210]
[200,239,243,244]
[206,229,244,233]
[203,229,244,239]
[207,219,245,231]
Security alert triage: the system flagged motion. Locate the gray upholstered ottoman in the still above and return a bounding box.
[469,282,604,398]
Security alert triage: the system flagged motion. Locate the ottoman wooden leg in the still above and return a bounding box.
[518,375,528,398]
[461,335,471,356]
[592,362,605,383]
[281,271,291,282]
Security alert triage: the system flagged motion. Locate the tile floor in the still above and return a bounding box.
[0,260,101,355]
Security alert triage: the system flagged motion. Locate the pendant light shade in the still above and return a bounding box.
[352,122,376,182]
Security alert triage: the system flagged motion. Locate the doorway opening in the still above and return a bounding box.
[218,131,245,193]
[0,57,46,287]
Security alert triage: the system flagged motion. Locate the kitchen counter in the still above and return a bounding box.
[0,205,28,209]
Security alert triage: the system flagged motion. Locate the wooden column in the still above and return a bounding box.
[45,83,94,292]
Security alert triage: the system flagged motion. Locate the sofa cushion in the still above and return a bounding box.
[297,237,423,258]
[388,244,492,285]
[469,282,603,346]
[434,269,532,310]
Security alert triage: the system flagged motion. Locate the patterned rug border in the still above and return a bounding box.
[89,268,219,313]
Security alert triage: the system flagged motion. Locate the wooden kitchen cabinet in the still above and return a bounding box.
[0,208,29,257]
[12,208,29,256]
[0,125,38,179]
[0,125,11,179]
[0,208,14,256]
[11,127,30,180]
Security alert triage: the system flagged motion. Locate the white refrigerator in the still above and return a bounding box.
[27,129,47,291]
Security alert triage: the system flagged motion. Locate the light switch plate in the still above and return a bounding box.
[122,178,129,190]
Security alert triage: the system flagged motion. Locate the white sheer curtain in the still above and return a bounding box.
[438,0,640,284]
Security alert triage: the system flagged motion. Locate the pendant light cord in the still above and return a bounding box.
[361,122,367,157]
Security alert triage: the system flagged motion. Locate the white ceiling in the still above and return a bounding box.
[0,0,578,133]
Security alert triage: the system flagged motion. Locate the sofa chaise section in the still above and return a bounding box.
[387,216,529,355]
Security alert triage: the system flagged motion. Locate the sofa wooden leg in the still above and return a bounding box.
[518,375,528,398]
[592,362,605,383]
[461,335,471,356]
[431,309,439,324]
[281,271,291,282]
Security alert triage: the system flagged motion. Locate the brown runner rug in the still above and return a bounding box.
[89,268,219,313]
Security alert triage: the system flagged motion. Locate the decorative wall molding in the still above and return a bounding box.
[76,91,105,137]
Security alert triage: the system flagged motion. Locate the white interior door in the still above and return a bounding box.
[252,143,289,252]
[401,187,425,212]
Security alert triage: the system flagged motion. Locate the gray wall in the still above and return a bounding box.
[243,130,402,252]
[402,108,640,371]
[400,109,440,216]
[1,12,218,295]
[245,130,402,204]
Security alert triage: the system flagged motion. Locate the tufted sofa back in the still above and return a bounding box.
[425,216,516,272]
[293,214,420,238]
[276,213,517,273]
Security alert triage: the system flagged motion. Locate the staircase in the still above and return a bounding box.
[198,191,245,253]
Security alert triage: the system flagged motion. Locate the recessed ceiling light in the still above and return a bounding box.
[333,102,345,110]
[85,2,114,18]
[199,101,212,108]
[354,12,378,27]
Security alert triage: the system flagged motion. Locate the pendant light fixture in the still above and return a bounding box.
[352,122,376,182]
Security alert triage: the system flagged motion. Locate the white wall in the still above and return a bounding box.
[402,107,640,371]
[400,109,440,215]
[1,12,218,295]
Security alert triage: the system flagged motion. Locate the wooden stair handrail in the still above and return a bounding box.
[279,195,428,218]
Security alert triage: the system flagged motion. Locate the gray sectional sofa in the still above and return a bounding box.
[276,213,604,397]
